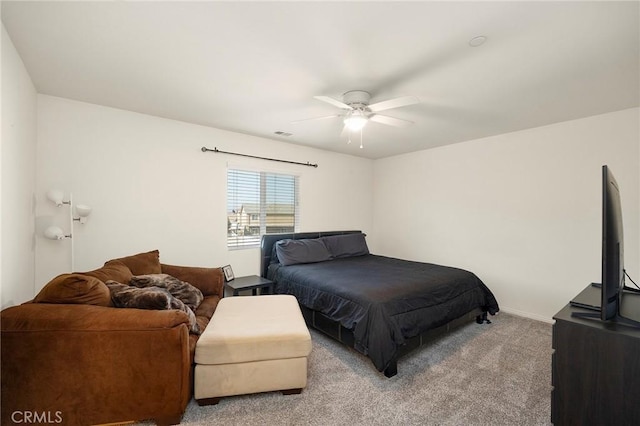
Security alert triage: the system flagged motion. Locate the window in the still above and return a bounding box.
[227,169,299,249]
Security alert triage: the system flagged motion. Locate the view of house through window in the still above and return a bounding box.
[227,169,299,249]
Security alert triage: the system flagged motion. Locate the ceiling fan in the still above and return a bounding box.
[292,90,420,147]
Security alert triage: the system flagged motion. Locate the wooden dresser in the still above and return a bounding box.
[551,285,640,425]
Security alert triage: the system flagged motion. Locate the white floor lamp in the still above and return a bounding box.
[43,189,92,271]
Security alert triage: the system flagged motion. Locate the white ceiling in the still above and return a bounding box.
[2,1,638,159]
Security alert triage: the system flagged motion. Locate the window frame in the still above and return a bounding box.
[226,167,300,250]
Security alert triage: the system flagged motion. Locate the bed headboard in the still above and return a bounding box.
[260,230,362,278]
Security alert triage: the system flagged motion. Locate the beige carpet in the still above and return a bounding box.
[151,313,553,425]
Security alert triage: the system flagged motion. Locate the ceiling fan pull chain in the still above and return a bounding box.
[360,128,364,149]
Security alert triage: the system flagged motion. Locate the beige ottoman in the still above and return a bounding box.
[194,294,312,405]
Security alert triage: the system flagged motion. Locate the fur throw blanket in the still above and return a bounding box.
[106,281,200,334]
[129,274,204,312]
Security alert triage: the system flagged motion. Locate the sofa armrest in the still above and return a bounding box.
[1,303,190,426]
[161,263,224,298]
[1,302,190,332]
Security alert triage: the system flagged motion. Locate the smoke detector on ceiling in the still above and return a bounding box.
[468,35,487,47]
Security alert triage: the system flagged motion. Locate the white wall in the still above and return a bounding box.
[1,24,38,308]
[13,76,640,322]
[35,95,373,290]
[372,108,640,322]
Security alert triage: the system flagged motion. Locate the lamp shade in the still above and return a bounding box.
[76,204,92,224]
[76,204,91,217]
[46,189,65,207]
[44,226,66,240]
[344,111,368,132]
[76,205,92,217]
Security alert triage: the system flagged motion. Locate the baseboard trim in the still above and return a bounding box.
[498,306,554,324]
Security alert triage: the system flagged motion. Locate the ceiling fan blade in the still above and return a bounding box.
[314,96,353,110]
[370,114,414,127]
[291,114,341,124]
[368,96,420,112]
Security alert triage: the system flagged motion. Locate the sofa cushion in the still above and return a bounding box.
[34,274,111,306]
[195,295,220,320]
[160,264,224,297]
[129,274,204,312]
[105,250,162,275]
[83,261,133,284]
[106,281,200,335]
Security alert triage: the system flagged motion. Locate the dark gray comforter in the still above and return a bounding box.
[268,254,499,372]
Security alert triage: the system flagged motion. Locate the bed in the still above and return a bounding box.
[260,231,499,377]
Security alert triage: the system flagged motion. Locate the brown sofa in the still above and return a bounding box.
[1,250,224,426]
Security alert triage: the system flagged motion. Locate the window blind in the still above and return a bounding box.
[227,169,299,249]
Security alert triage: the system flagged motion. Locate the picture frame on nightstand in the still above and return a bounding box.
[222,265,235,282]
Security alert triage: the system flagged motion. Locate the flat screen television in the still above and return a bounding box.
[573,165,640,328]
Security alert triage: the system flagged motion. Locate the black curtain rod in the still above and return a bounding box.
[201,146,318,168]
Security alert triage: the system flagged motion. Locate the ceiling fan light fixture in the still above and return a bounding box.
[344,111,368,131]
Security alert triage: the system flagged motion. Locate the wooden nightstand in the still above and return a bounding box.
[225,275,274,296]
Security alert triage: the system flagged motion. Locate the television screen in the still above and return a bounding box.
[571,165,640,328]
[601,165,624,321]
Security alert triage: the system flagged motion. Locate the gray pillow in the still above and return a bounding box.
[275,238,332,266]
[321,233,369,258]
[106,281,200,335]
